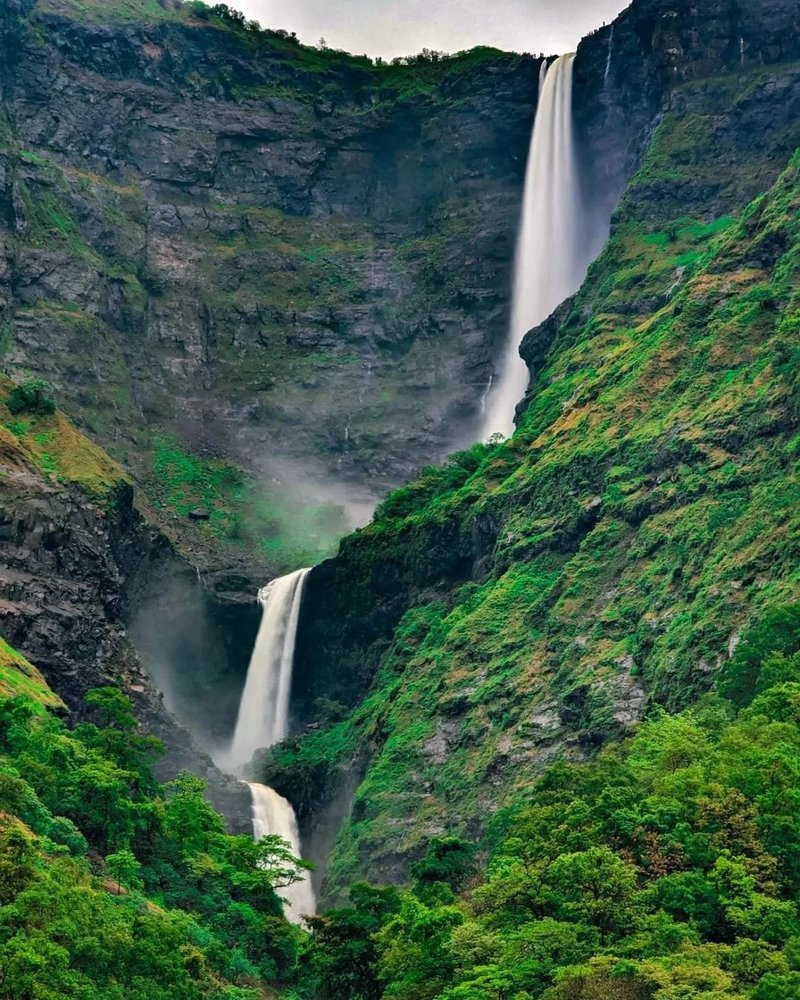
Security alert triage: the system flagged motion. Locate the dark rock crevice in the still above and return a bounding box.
[0,456,252,830]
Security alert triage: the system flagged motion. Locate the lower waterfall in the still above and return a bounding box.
[249,782,317,920]
[220,567,315,924]
[226,567,310,770]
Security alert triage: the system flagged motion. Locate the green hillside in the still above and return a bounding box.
[267,78,800,894]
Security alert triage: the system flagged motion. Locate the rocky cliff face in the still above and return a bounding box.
[0,381,251,828]
[574,0,800,221]
[0,0,542,585]
[264,0,800,898]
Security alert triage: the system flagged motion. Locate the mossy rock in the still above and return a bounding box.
[0,637,62,708]
[0,377,129,496]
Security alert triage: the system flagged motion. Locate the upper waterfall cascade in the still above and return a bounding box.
[222,567,315,923]
[481,53,591,440]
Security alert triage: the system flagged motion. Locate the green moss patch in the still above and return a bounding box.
[0,379,129,496]
[0,638,62,708]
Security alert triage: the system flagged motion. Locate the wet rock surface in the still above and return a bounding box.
[0,442,251,831]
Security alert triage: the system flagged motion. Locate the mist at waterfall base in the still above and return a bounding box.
[481,53,607,441]
[130,573,259,752]
[215,569,317,923]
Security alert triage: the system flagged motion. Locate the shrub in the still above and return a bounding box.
[6,379,56,417]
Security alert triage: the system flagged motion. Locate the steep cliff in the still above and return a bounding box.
[2,0,799,912]
[0,0,545,582]
[263,0,800,898]
[0,375,251,825]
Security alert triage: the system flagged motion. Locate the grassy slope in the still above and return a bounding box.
[0,377,129,496]
[0,637,62,707]
[267,84,800,895]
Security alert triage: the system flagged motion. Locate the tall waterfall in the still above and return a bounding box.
[481,53,588,440]
[223,567,315,924]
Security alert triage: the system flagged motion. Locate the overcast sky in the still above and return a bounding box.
[232,0,630,60]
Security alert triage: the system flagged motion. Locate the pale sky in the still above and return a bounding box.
[233,0,630,60]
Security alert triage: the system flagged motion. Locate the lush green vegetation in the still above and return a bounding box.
[288,608,800,999]
[260,113,800,896]
[147,434,350,571]
[3,5,800,998]
[3,600,800,1000]
[0,644,311,997]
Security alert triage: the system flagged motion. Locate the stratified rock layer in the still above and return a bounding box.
[0,0,543,540]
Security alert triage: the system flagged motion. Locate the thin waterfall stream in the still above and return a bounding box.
[219,567,315,924]
[605,24,615,85]
[481,53,594,440]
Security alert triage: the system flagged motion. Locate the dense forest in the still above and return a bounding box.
[3,606,800,997]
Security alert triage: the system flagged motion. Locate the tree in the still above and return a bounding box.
[162,771,226,855]
[411,835,478,893]
[547,847,641,944]
[85,688,138,731]
[0,825,37,904]
[106,847,143,894]
[377,894,464,1000]
[77,688,163,790]
[305,883,401,1000]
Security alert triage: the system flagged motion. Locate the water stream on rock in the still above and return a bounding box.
[220,568,315,924]
[605,24,615,85]
[481,53,590,440]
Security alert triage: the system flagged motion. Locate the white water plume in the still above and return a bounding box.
[221,567,316,922]
[225,568,310,771]
[249,782,316,923]
[481,53,589,440]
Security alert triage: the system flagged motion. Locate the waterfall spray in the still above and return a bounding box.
[481,53,590,440]
[222,567,315,923]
